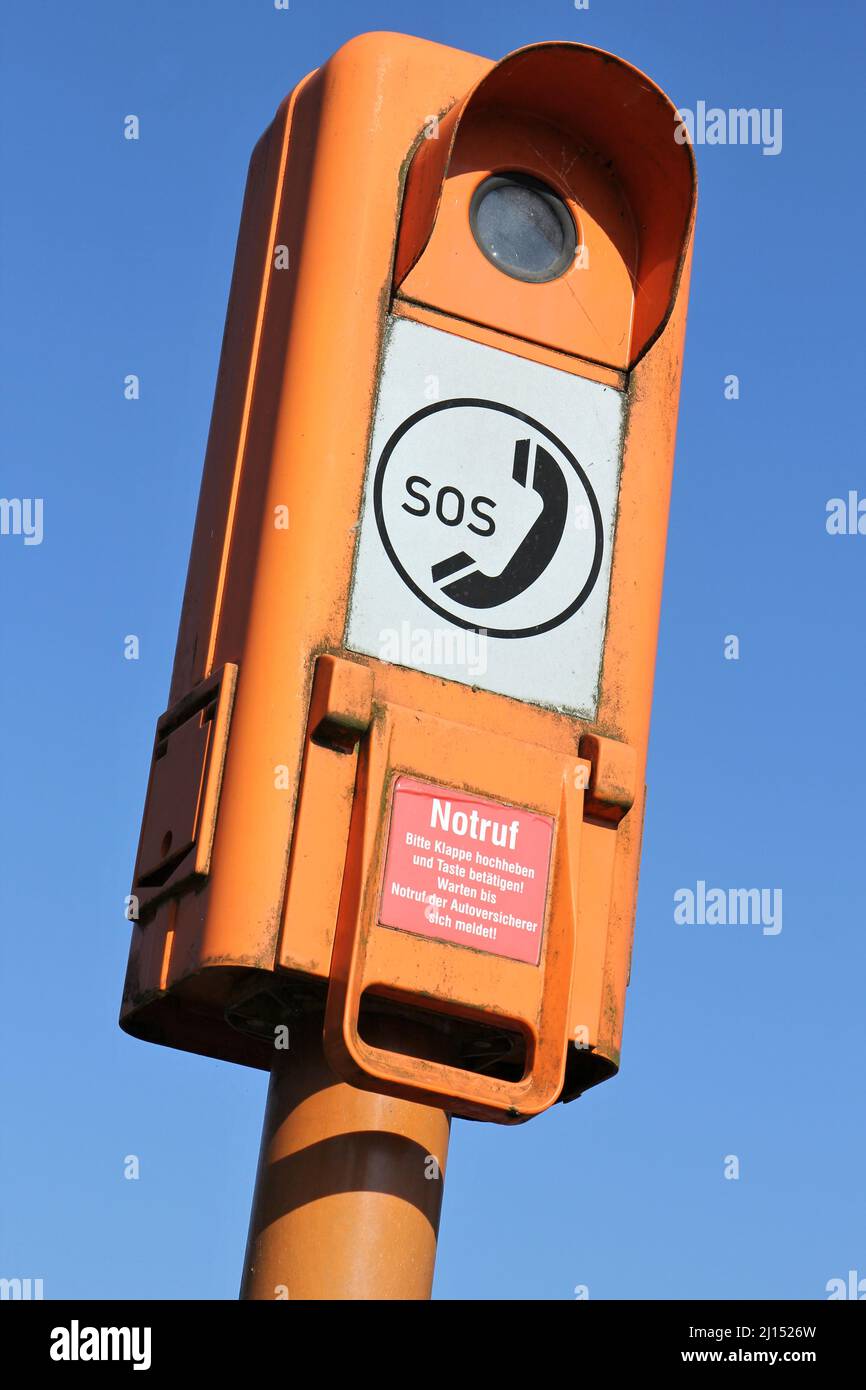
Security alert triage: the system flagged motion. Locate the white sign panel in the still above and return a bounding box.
[345,316,625,715]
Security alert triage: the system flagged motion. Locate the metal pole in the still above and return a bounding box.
[240,1017,451,1300]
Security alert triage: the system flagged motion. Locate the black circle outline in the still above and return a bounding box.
[372,398,604,639]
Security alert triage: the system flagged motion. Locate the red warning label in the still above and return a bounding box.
[378,776,554,966]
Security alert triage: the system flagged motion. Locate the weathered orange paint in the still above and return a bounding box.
[120,33,696,1127]
[241,1018,450,1301]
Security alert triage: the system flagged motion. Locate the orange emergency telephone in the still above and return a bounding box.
[121,33,696,1123]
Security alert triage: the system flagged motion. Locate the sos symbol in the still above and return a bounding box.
[372,398,603,638]
[402,478,496,538]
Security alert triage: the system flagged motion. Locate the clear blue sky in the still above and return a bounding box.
[1,0,864,1300]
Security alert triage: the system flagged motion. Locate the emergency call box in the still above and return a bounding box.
[121,33,696,1123]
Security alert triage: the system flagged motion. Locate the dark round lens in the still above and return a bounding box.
[469,174,577,283]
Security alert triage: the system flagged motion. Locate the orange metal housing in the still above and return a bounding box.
[121,33,696,1122]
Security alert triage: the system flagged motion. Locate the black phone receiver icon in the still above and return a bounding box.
[431,438,568,609]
